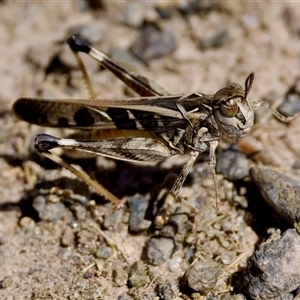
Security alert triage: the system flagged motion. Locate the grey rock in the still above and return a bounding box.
[132,25,177,62]
[181,260,222,294]
[250,166,300,225]
[146,237,174,265]
[128,194,151,233]
[160,206,192,239]
[32,195,66,221]
[216,149,249,181]
[277,93,300,117]
[199,28,230,51]
[157,282,176,300]
[128,261,149,288]
[123,2,148,28]
[103,209,123,230]
[239,229,300,299]
[156,282,175,300]
[95,244,113,259]
[60,226,75,247]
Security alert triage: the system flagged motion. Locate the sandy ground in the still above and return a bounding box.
[1,1,300,299]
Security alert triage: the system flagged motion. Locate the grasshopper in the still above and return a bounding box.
[13,34,299,209]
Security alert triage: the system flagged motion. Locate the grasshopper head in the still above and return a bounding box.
[212,73,255,143]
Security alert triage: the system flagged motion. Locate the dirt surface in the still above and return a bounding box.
[1,1,300,299]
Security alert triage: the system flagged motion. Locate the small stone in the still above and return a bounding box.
[168,257,182,273]
[277,93,300,117]
[181,260,222,294]
[156,282,175,300]
[61,226,75,247]
[123,2,148,28]
[76,225,98,254]
[71,204,87,221]
[32,195,66,221]
[199,28,230,51]
[238,229,300,299]
[167,208,191,233]
[160,205,193,239]
[250,166,300,225]
[103,209,123,230]
[95,244,113,259]
[128,261,149,288]
[19,216,35,229]
[128,194,151,233]
[216,149,249,181]
[131,25,177,62]
[146,237,174,265]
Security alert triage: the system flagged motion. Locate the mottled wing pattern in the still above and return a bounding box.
[13,96,192,132]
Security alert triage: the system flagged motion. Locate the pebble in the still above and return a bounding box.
[76,226,98,254]
[103,209,123,230]
[238,229,300,299]
[168,257,182,273]
[19,216,35,230]
[277,77,300,116]
[146,237,174,265]
[128,261,149,288]
[160,206,192,239]
[61,226,75,247]
[277,93,300,117]
[131,25,177,62]
[250,166,300,225]
[123,2,148,28]
[71,203,87,221]
[199,28,230,51]
[216,148,249,181]
[32,195,66,222]
[128,194,151,233]
[95,244,113,259]
[180,260,222,294]
[156,281,175,300]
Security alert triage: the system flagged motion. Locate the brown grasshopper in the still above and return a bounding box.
[12,34,298,209]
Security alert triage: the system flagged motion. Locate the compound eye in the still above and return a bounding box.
[220,98,238,117]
